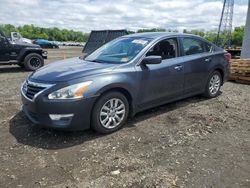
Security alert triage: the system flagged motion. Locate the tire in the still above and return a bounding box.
[23,53,44,71]
[203,71,222,98]
[91,91,129,134]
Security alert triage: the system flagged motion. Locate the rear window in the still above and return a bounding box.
[182,38,212,55]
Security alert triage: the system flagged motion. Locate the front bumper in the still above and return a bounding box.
[21,92,97,131]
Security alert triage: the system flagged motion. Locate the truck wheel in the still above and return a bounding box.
[23,53,44,71]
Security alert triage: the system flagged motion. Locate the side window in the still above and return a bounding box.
[146,38,178,60]
[182,38,211,55]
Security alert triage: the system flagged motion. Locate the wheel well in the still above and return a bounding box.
[98,87,133,117]
[214,68,224,84]
[20,51,42,62]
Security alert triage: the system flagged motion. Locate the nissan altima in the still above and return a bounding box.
[21,32,231,133]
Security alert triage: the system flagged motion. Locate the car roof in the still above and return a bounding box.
[123,32,199,39]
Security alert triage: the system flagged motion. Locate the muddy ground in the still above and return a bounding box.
[0,47,249,188]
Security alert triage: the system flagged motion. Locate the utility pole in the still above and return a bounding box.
[241,0,250,59]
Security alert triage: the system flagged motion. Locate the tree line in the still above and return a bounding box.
[0,24,89,42]
[0,24,244,46]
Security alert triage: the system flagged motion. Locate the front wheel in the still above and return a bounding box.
[91,91,129,134]
[23,53,44,71]
[204,71,222,98]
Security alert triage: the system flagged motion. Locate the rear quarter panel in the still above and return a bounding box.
[208,51,229,84]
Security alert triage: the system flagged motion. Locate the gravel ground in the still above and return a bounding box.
[0,47,249,188]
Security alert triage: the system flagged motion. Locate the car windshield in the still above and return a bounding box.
[85,37,151,64]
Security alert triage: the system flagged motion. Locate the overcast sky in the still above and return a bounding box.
[0,0,248,32]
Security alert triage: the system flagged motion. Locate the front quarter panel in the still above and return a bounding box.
[17,47,44,62]
[85,66,139,100]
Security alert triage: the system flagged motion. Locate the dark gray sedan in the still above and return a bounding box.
[21,32,231,133]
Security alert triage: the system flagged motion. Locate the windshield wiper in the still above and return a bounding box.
[90,59,107,63]
[90,59,101,63]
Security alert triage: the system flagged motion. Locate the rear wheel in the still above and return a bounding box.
[204,71,222,98]
[23,53,44,71]
[91,91,129,134]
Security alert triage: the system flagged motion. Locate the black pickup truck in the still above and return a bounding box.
[0,31,47,71]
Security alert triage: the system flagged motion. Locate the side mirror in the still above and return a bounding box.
[142,56,162,65]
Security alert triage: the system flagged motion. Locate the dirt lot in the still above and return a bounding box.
[0,47,249,188]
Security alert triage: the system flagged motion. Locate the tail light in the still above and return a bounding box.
[224,52,231,62]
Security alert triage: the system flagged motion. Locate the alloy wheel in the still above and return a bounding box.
[99,98,126,129]
[209,74,221,96]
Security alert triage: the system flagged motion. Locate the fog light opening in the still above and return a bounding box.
[49,114,74,121]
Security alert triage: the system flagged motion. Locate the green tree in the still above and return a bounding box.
[0,24,245,46]
[204,31,218,43]
[232,26,244,47]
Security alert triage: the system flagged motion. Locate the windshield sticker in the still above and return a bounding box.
[132,39,148,45]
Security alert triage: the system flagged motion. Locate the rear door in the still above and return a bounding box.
[180,37,214,95]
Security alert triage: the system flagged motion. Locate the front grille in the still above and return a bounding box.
[26,84,46,100]
[22,80,53,101]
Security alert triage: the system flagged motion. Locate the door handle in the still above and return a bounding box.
[205,58,211,63]
[174,65,183,71]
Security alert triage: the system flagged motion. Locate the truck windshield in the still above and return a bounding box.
[85,37,151,64]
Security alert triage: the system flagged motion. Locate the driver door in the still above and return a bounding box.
[136,38,185,109]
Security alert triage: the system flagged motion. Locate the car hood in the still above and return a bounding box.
[30,57,117,82]
[14,41,40,48]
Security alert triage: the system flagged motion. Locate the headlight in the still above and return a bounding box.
[48,81,92,100]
